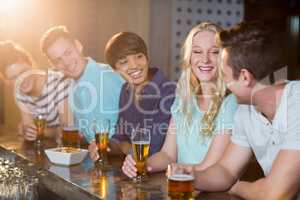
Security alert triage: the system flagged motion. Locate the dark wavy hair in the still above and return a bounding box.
[104,32,148,68]
[217,21,284,80]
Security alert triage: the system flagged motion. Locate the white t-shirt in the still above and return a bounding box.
[232,81,300,175]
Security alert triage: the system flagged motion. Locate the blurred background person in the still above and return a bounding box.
[0,40,72,141]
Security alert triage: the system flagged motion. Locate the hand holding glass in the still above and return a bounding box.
[131,128,150,181]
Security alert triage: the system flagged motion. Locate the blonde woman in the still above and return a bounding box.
[122,22,238,177]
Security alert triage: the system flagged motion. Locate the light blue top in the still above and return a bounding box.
[70,58,125,143]
[171,93,238,164]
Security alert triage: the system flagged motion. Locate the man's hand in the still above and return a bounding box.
[88,140,99,161]
[168,163,194,177]
[22,124,37,141]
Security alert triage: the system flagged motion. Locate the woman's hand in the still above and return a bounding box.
[121,154,152,178]
[122,154,137,178]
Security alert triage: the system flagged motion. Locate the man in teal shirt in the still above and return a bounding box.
[40,26,124,143]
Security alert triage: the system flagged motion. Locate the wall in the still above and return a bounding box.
[95,0,149,63]
[170,0,244,80]
[0,0,150,130]
[149,0,172,78]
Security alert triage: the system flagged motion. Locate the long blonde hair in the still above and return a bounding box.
[177,22,226,137]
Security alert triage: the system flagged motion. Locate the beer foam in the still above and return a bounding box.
[132,141,150,145]
[168,174,194,181]
[63,126,78,131]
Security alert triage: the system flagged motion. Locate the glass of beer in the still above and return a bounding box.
[94,119,110,165]
[131,128,150,182]
[167,173,194,200]
[62,125,80,148]
[33,114,46,147]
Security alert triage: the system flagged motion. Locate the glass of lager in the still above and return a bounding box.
[131,128,150,182]
[94,119,110,165]
[33,114,46,148]
[167,173,194,200]
[62,125,80,148]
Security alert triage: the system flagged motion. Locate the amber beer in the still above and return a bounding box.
[95,132,109,164]
[132,141,150,177]
[33,117,46,141]
[95,132,109,152]
[62,126,80,147]
[168,174,194,200]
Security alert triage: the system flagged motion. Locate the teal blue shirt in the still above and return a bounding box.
[70,58,125,142]
[171,94,238,164]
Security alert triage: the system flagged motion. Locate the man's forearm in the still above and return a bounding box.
[230,180,267,200]
[193,164,237,192]
[109,140,129,155]
[230,178,296,200]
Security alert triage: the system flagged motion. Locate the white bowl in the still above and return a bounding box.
[49,165,70,179]
[45,147,88,166]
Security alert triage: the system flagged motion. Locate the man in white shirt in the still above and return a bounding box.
[173,21,300,200]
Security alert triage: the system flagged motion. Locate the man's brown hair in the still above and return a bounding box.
[104,32,148,68]
[40,25,75,55]
[0,41,33,75]
[217,21,284,80]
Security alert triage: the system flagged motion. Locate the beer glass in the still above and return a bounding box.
[167,174,194,200]
[94,119,110,165]
[62,125,80,148]
[33,114,46,147]
[131,128,150,182]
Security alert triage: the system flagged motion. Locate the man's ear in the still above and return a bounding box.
[239,68,255,87]
[74,39,83,52]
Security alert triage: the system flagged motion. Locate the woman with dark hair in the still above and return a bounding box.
[0,40,73,141]
[88,32,176,159]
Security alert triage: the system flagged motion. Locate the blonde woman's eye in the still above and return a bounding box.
[192,50,202,54]
[210,49,219,54]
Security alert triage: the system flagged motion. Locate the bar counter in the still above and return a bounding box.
[0,126,242,200]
